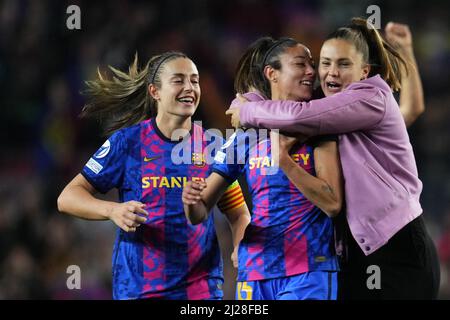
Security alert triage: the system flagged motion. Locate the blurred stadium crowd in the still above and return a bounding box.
[0,0,449,299]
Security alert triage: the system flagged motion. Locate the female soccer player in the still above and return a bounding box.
[183,37,343,300]
[57,51,251,300]
[227,18,439,299]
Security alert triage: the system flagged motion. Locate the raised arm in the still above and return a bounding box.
[57,174,148,232]
[385,22,425,127]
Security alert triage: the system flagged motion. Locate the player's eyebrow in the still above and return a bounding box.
[170,73,199,77]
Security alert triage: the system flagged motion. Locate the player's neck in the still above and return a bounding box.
[155,113,192,140]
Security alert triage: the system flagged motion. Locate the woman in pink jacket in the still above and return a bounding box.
[228,18,439,299]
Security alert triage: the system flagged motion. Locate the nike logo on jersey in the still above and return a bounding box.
[144,156,162,162]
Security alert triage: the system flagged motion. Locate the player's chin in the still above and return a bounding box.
[172,109,194,118]
[293,90,313,102]
[177,103,198,114]
[182,109,196,118]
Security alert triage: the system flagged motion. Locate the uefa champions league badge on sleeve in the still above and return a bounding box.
[86,158,103,174]
[94,140,111,159]
[214,151,226,164]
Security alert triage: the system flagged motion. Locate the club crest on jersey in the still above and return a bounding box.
[192,153,206,167]
[94,140,110,159]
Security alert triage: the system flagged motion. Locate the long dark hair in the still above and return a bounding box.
[81,51,188,135]
[326,17,408,91]
[234,37,300,99]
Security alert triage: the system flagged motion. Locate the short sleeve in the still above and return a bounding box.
[81,130,128,193]
[212,131,247,184]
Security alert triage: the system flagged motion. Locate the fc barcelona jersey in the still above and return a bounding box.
[82,118,243,299]
[213,130,339,281]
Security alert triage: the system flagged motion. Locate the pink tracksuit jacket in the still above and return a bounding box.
[237,75,423,255]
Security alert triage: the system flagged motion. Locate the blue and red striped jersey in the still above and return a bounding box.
[213,130,339,282]
[82,118,243,299]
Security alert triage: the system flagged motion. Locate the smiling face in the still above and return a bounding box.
[319,38,370,96]
[149,57,200,118]
[266,44,315,101]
